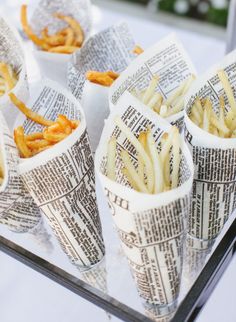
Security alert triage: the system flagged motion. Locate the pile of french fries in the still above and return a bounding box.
[9,93,79,158]
[85,46,144,87]
[107,117,181,194]
[132,74,195,118]
[21,5,84,54]
[0,156,4,186]
[0,62,17,97]
[86,71,120,87]
[189,70,236,138]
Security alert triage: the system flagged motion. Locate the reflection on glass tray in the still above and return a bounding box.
[0,179,235,322]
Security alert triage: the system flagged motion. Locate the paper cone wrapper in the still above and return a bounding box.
[95,93,194,305]
[81,81,110,152]
[80,257,107,293]
[29,0,92,81]
[67,22,136,150]
[0,112,41,233]
[143,302,176,322]
[183,237,212,290]
[184,49,236,241]
[109,33,196,131]
[0,16,28,131]
[17,78,105,268]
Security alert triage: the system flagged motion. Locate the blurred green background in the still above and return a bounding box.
[121,0,229,27]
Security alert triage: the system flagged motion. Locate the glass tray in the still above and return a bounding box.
[0,2,235,321]
[0,181,235,322]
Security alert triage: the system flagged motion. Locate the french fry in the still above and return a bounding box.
[121,167,139,190]
[63,27,75,46]
[121,150,148,193]
[10,94,80,158]
[160,126,178,163]
[107,124,181,195]
[9,93,53,126]
[25,132,44,141]
[71,120,80,129]
[159,105,168,117]
[26,139,52,150]
[166,75,196,116]
[114,116,154,193]
[47,123,63,133]
[21,5,50,50]
[210,115,230,136]
[146,130,163,193]
[48,45,79,54]
[133,45,144,55]
[43,129,68,143]
[195,97,204,118]
[142,76,159,105]
[190,104,202,125]
[189,71,236,138]
[41,27,65,46]
[0,62,18,97]
[217,70,236,114]
[106,71,120,80]
[132,74,195,118]
[86,71,119,87]
[137,132,146,182]
[171,131,181,189]
[202,102,210,132]
[164,152,171,190]
[14,126,32,158]
[21,5,84,54]
[0,63,15,91]
[107,137,116,181]
[56,115,73,134]
[147,92,163,110]
[54,13,84,46]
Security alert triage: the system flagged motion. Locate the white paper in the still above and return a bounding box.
[184,49,236,241]
[81,81,110,152]
[95,92,194,304]
[109,33,196,130]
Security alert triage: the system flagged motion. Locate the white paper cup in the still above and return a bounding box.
[33,50,71,86]
[81,80,110,152]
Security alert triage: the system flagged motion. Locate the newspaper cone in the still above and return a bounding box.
[95,93,194,305]
[68,22,136,151]
[29,0,92,82]
[80,257,107,293]
[143,302,176,322]
[0,112,41,233]
[16,79,105,268]
[109,34,196,131]
[0,16,28,130]
[184,49,236,242]
[183,237,212,290]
